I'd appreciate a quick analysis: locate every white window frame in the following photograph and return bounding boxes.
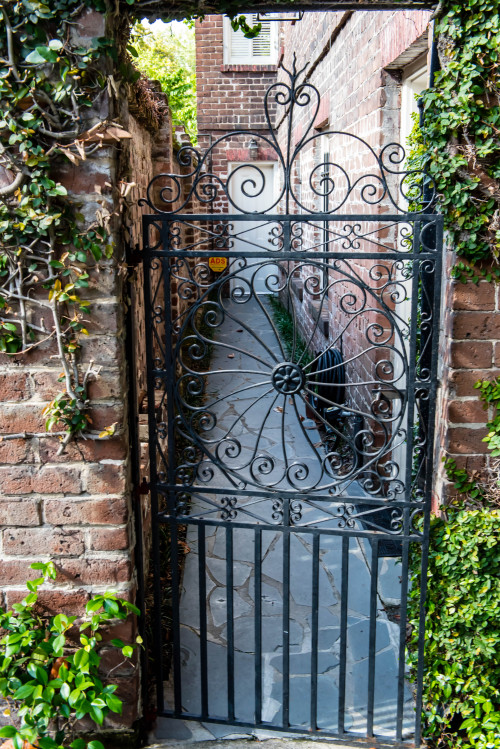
[223,14,278,65]
[392,57,429,482]
[400,57,428,153]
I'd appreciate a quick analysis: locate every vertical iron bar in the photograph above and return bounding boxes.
[227,526,235,722]
[396,539,410,740]
[143,237,165,714]
[171,520,182,715]
[367,538,379,737]
[162,248,176,491]
[310,534,320,731]
[415,218,444,746]
[338,536,349,734]
[429,22,440,88]
[284,220,292,316]
[162,225,179,713]
[198,524,208,718]
[255,528,262,725]
[398,224,424,737]
[283,503,291,728]
[415,525,431,747]
[130,226,146,723]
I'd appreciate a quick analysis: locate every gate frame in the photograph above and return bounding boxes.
[140,53,443,749]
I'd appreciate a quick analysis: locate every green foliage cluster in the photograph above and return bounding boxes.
[408,502,500,749]
[407,3,500,744]
[0,0,112,350]
[131,20,197,140]
[417,0,500,273]
[442,456,486,502]
[410,374,500,749]
[0,0,120,446]
[267,294,313,366]
[0,562,140,749]
[475,376,500,456]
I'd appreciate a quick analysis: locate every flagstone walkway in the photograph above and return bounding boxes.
[150,296,413,745]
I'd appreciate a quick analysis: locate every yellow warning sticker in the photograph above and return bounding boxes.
[209,256,228,272]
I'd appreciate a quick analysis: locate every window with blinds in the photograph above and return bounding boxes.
[224,14,278,65]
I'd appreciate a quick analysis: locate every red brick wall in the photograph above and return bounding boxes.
[436,278,500,503]
[196,15,278,134]
[0,11,133,605]
[0,8,182,734]
[272,12,431,475]
[195,14,279,213]
[276,10,498,506]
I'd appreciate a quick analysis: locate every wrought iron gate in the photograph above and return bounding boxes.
[141,61,443,747]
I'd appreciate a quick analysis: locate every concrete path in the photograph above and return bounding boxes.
[151,296,413,745]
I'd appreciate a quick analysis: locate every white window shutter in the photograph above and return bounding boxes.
[252,17,272,58]
[230,22,252,60]
[228,14,274,63]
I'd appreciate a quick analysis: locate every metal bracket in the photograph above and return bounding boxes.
[128,247,143,267]
[133,478,150,499]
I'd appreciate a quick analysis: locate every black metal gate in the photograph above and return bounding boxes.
[141,62,443,747]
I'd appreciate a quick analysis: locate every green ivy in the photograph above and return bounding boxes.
[406,5,500,743]
[0,0,118,447]
[409,505,500,749]
[0,562,141,749]
[475,377,500,456]
[443,456,486,502]
[417,0,500,271]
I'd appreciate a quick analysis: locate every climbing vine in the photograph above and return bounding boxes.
[417,0,500,276]
[0,0,130,451]
[395,2,500,747]
[0,0,275,452]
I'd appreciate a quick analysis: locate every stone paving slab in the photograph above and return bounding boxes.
[147,725,398,748]
[161,297,413,744]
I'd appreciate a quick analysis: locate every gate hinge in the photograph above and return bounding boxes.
[134,479,150,499]
[127,246,143,268]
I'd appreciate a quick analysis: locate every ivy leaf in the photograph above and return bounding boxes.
[0,728,18,738]
[70,740,86,749]
[13,683,35,699]
[52,634,65,654]
[105,694,122,714]
[25,49,48,64]
[26,47,59,64]
[89,705,104,725]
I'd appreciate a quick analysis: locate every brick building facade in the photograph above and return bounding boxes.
[195,14,279,212]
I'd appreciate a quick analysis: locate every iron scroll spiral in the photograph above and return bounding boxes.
[139,55,436,216]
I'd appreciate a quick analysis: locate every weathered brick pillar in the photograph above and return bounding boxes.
[0,8,132,610]
[0,6,175,738]
[433,251,500,508]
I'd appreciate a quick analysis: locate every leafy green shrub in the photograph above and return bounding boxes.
[0,562,141,749]
[415,0,500,272]
[475,377,500,457]
[131,21,197,141]
[408,506,500,748]
[268,295,312,366]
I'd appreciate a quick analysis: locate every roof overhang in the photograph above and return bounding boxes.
[132,1,437,20]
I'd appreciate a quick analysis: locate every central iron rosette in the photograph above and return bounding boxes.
[271,362,305,394]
